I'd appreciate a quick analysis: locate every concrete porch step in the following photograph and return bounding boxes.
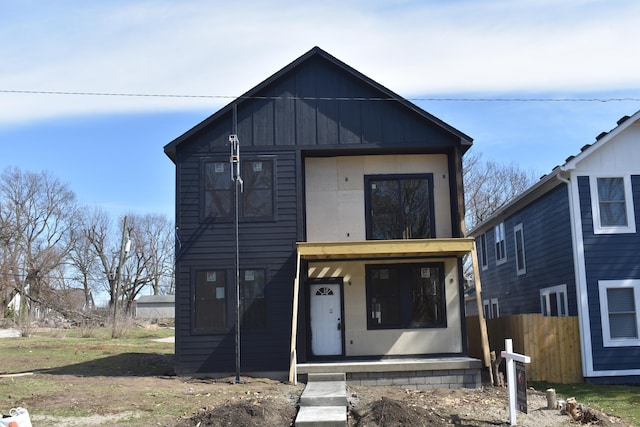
[299,380,347,407]
[295,372,347,427]
[295,406,346,427]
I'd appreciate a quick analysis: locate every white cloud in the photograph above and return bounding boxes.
[1,0,640,126]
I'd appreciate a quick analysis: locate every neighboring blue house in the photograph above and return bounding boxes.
[164,47,484,385]
[469,110,640,384]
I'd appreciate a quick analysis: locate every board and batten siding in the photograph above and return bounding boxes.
[577,175,640,372]
[174,147,298,375]
[477,184,575,316]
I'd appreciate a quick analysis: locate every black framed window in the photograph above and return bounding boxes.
[203,157,275,221]
[194,270,227,332]
[204,162,233,219]
[240,269,267,328]
[365,174,435,240]
[242,160,274,220]
[367,263,445,329]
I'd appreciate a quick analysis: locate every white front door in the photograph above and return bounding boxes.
[310,283,343,356]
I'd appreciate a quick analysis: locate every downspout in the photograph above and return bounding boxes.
[556,169,590,378]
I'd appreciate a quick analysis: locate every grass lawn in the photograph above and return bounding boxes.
[532,381,640,426]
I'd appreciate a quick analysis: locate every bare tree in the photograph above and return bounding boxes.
[118,213,174,313]
[0,167,78,319]
[463,151,537,232]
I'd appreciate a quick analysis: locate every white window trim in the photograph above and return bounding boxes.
[589,175,636,234]
[490,298,499,318]
[495,223,507,266]
[540,284,568,317]
[513,223,526,276]
[598,279,640,347]
[483,299,491,319]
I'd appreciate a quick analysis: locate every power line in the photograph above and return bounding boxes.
[1,89,639,103]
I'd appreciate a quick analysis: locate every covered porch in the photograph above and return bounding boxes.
[289,238,491,386]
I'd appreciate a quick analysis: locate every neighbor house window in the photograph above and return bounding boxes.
[483,298,499,319]
[514,223,526,275]
[240,269,267,328]
[590,176,636,234]
[599,280,640,347]
[540,284,568,317]
[203,157,275,221]
[367,263,445,329]
[495,222,506,265]
[194,270,227,332]
[479,233,488,270]
[365,174,435,240]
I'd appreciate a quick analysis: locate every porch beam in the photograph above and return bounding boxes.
[288,251,302,384]
[296,238,476,259]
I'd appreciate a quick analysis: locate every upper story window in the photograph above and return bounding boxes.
[203,157,275,221]
[599,280,640,347]
[514,223,526,275]
[494,222,506,265]
[590,176,636,234]
[365,174,435,240]
[479,233,488,270]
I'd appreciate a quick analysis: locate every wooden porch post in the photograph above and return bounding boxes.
[288,251,302,384]
[471,242,493,384]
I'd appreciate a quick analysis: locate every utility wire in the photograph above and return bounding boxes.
[1,89,639,103]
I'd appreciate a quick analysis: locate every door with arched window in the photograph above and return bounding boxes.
[309,282,343,356]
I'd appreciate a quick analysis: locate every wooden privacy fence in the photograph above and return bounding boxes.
[467,314,583,384]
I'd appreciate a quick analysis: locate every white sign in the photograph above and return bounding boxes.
[501,339,531,426]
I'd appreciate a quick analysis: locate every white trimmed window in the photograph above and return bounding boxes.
[513,223,526,275]
[599,280,640,347]
[590,176,636,234]
[479,233,488,270]
[483,298,499,319]
[495,223,506,265]
[540,284,568,317]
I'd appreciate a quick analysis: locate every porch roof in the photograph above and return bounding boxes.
[296,238,475,260]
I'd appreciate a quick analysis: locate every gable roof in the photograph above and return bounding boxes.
[164,46,472,162]
[468,109,640,236]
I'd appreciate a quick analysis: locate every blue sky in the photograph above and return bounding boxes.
[2,0,640,220]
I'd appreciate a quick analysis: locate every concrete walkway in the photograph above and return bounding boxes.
[295,373,347,427]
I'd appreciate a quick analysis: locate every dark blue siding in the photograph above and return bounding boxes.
[578,175,640,372]
[477,184,576,316]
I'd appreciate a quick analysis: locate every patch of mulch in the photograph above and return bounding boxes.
[175,398,297,427]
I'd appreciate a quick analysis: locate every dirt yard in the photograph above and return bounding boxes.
[12,373,630,426]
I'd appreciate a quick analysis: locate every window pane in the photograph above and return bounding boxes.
[368,175,434,240]
[598,178,627,226]
[402,179,432,238]
[242,161,274,219]
[607,288,638,339]
[515,229,525,271]
[369,268,400,326]
[411,266,442,324]
[240,269,266,328]
[370,180,402,239]
[195,270,226,330]
[204,162,232,218]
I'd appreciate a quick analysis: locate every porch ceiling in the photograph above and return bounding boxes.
[296,238,475,260]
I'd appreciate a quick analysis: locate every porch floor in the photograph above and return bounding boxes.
[297,356,483,389]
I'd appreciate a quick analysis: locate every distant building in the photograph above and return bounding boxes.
[135,295,175,319]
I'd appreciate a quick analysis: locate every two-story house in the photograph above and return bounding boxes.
[469,110,640,384]
[164,47,483,386]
